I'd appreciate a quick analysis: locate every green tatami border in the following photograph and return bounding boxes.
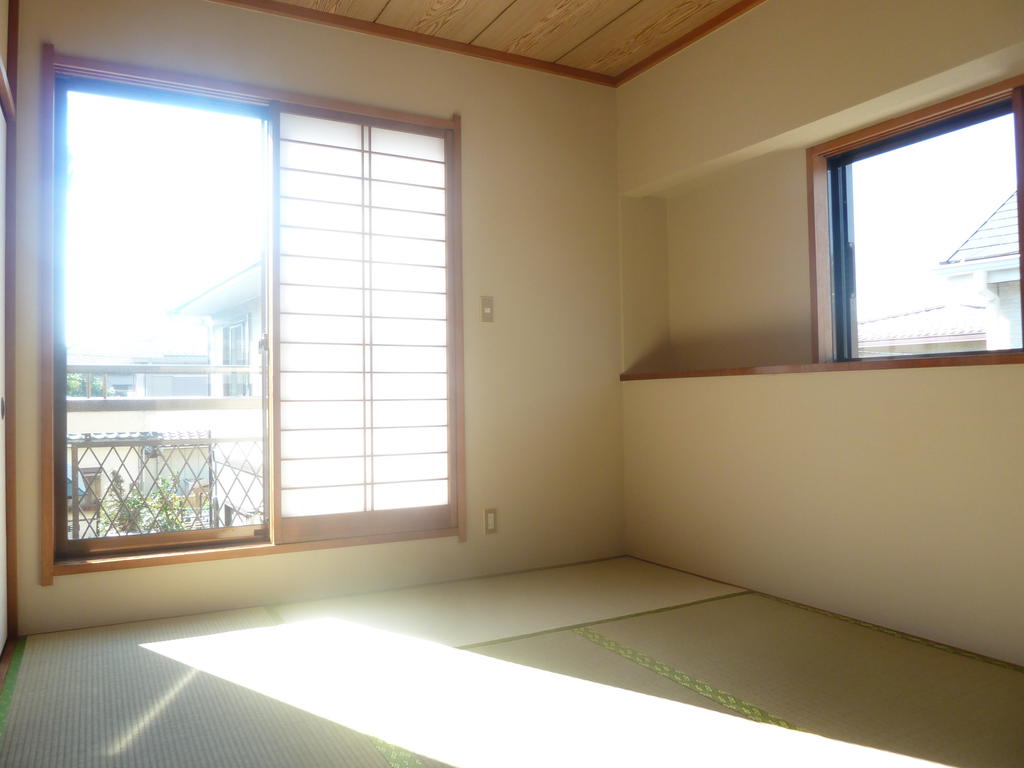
[0,637,27,739]
[573,626,797,729]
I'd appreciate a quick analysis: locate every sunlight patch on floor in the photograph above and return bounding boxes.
[143,619,946,768]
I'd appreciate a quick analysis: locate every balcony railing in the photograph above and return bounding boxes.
[66,363,261,411]
[67,431,265,541]
[64,363,265,541]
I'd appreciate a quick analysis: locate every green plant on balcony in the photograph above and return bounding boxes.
[99,471,197,536]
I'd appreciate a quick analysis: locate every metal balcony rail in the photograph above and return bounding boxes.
[66,363,261,411]
[66,431,265,541]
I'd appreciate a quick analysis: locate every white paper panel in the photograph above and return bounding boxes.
[372,318,446,346]
[372,263,446,294]
[280,285,363,315]
[282,198,363,233]
[281,255,363,288]
[282,113,362,149]
[281,429,365,459]
[282,457,365,488]
[372,426,447,455]
[372,153,445,187]
[373,453,447,484]
[282,401,364,430]
[282,485,365,517]
[373,373,447,400]
[281,343,364,372]
[372,400,447,427]
[282,169,363,206]
[371,235,445,266]
[371,127,444,161]
[280,227,362,260]
[372,180,445,214]
[281,372,364,400]
[372,346,446,373]
[372,208,445,240]
[280,314,364,344]
[372,290,446,320]
[281,141,363,177]
[373,479,448,511]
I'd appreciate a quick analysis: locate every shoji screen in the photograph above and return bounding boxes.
[272,106,461,543]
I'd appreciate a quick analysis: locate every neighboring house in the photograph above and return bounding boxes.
[857,192,1020,354]
[175,263,263,398]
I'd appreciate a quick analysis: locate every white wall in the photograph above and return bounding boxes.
[15,0,624,634]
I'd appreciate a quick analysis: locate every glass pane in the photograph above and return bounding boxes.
[372,373,447,399]
[373,400,447,427]
[372,208,445,240]
[371,126,444,161]
[372,345,446,373]
[372,426,447,455]
[373,454,448,484]
[280,227,362,260]
[280,314,364,344]
[282,401,363,430]
[371,153,445,187]
[282,457,365,488]
[372,318,446,346]
[281,429,365,459]
[281,141,363,177]
[61,88,268,542]
[847,111,1018,358]
[281,169,363,205]
[372,290,446,320]
[373,479,448,511]
[281,255,363,288]
[281,343,364,372]
[281,113,362,149]
[371,235,445,266]
[281,372,364,400]
[281,198,362,232]
[372,263,445,293]
[280,285,363,315]
[372,180,445,214]
[282,485,365,517]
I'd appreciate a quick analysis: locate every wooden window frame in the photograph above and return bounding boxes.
[807,74,1024,363]
[39,45,466,583]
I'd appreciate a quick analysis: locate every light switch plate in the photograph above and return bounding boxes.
[481,295,494,322]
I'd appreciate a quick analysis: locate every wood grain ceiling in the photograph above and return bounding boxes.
[211,0,767,85]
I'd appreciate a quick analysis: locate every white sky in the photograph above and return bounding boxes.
[64,90,267,361]
[850,112,1017,320]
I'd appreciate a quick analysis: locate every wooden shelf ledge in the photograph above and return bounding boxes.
[620,350,1024,381]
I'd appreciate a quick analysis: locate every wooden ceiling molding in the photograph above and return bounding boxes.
[209,0,767,86]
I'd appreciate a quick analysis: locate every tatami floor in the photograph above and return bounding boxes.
[0,557,1021,767]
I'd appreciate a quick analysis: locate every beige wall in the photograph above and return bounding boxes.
[15,0,624,634]
[623,368,1024,666]
[665,150,811,370]
[618,0,1024,663]
[616,0,1024,196]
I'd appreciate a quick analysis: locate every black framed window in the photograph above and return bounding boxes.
[826,100,1020,361]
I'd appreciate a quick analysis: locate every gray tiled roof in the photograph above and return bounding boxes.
[858,304,986,342]
[941,192,1018,264]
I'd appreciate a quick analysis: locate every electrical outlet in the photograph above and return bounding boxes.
[484,507,498,534]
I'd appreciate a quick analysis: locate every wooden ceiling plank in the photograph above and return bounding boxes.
[376,0,513,44]
[613,0,766,83]
[207,0,618,85]
[559,0,751,77]
[472,0,639,63]
[281,0,390,22]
